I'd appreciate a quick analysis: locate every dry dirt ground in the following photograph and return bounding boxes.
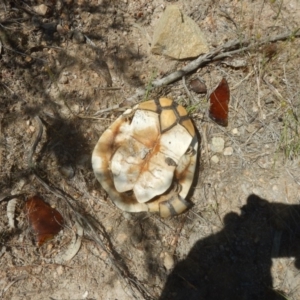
[1,0,300,299]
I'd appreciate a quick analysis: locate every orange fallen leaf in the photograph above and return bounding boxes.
[209,78,230,127]
[25,195,64,246]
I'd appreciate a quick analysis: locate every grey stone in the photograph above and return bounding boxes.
[211,155,219,164]
[223,147,233,156]
[211,137,225,153]
[151,5,209,59]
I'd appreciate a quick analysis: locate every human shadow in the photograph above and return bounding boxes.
[160,194,300,300]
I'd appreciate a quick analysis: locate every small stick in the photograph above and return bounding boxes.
[263,76,285,102]
[152,29,300,87]
[182,76,195,104]
[152,45,224,87]
[255,65,263,116]
[201,123,210,164]
[93,88,145,115]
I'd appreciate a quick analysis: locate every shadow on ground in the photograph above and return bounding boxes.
[160,194,300,300]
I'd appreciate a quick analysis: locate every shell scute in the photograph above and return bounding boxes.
[137,100,158,112]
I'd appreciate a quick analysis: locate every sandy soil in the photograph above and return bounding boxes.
[1,0,300,299]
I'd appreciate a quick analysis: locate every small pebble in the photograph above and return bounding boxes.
[47,243,54,251]
[211,155,219,164]
[189,78,207,94]
[231,128,240,135]
[59,165,75,179]
[223,147,233,156]
[163,253,175,270]
[33,4,48,16]
[211,137,225,153]
[56,24,63,33]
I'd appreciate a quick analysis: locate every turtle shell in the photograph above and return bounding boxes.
[92,98,198,218]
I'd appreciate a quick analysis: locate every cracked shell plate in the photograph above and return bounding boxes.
[92,98,198,218]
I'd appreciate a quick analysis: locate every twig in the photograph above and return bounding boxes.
[182,76,195,104]
[232,71,254,90]
[263,76,285,102]
[0,275,27,298]
[93,88,145,116]
[152,29,300,87]
[241,125,264,147]
[152,44,225,87]
[286,168,300,186]
[0,193,24,203]
[96,87,121,90]
[2,45,48,63]
[255,64,262,116]
[200,123,210,164]
[94,103,125,116]
[28,116,43,168]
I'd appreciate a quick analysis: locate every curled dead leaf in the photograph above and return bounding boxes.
[55,221,83,263]
[25,195,64,246]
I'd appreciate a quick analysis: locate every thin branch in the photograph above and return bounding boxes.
[152,44,225,87]
[182,76,195,104]
[152,29,300,87]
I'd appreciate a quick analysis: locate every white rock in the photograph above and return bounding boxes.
[151,5,209,59]
[211,137,225,153]
[56,265,64,276]
[7,199,18,229]
[164,252,175,270]
[211,155,219,164]
[231,128,240,135]
[223,147,233,156]
[33,4,48,16]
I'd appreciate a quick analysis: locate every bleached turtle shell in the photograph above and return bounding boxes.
[92,98,198,218]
